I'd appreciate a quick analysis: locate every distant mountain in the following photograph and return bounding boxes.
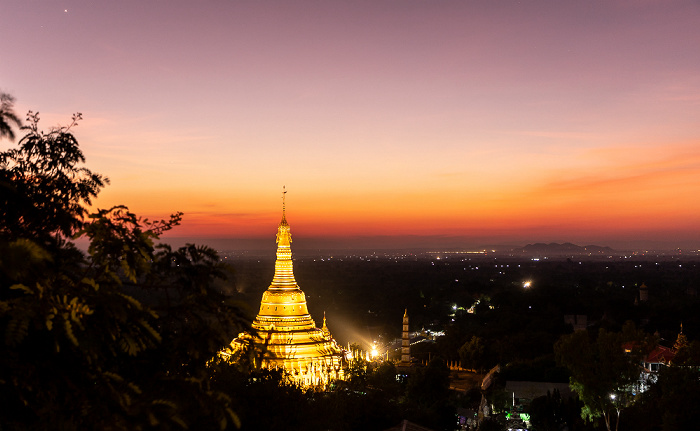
[513,242,615,256]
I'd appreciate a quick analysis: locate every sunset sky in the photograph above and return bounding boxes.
[2,1,700,250]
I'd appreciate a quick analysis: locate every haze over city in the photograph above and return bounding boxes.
[3,1,700,250]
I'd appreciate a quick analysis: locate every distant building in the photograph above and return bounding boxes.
[639,282,649,302]
[564,314,587,331]
[642,345,675,373]
[625,325,687,392]
[505,381,573,406]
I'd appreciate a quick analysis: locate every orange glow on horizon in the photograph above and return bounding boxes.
[94,138,700,249]
[108,139,700,247]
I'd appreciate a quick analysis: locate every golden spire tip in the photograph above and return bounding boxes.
[283,186,287,213]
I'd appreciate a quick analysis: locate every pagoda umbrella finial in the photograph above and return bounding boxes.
[282,186,287,218]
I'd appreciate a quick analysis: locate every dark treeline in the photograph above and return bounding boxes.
[229,254,700,430]
[233,255,700,349]
[0,106,251,430]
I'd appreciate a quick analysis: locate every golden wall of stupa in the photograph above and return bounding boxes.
[223,200,345,387]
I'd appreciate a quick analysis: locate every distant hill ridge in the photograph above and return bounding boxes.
[514,242,615,255]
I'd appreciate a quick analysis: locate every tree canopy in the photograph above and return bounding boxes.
[0,93,22,141]
[554,322,654,431]
[0,111,107,247]
[0,108,249,429]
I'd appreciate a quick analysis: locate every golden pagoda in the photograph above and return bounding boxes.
[223,193,345,387]
[673,323,689,352]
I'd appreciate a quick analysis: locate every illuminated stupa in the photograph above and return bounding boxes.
[224,193,345,387]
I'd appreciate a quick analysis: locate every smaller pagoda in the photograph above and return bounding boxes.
[401,309,410,365]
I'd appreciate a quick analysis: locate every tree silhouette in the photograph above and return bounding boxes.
[0,93,22,141]
[0,111,107,248]
[1,112,248,429]
[554,323,653,431]
[459,335,485,372]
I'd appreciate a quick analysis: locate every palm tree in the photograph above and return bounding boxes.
[0,93,22,141]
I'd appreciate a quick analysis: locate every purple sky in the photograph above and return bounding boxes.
[2,1,700,250]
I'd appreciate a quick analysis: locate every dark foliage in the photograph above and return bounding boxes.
[622,366,700,431]
[0,112,107,247]
[529,389,585,431]
[0,111,249,430]
[218,357,455,431]
[0,93,22,141]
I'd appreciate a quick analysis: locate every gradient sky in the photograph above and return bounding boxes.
[2,0,700,250]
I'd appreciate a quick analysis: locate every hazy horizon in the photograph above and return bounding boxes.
[157,234,699,253]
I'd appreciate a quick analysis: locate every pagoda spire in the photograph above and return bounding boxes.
[281,185,288,224]
[272,186,296,288]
